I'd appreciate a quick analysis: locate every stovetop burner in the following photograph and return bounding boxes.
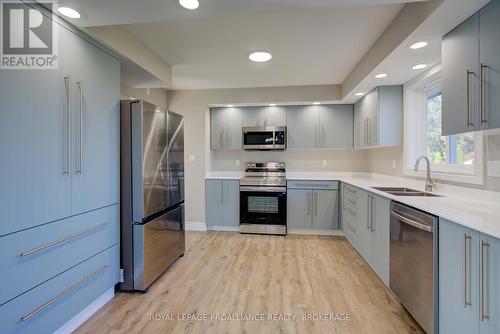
[240,162,286,187]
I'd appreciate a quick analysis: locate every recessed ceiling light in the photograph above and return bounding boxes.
[313,102,321,105]
[227,104,234,107]
[249,52,272,63]
[354,92,365,96]
[374,73,388,79]
[269,103,276,106]
[57,6,81,19]
[179,0,199,9]
[410,41,428,50]
[412,64,427,70]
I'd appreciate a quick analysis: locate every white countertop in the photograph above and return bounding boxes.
[205,171,244,179]
[206,171,500,239]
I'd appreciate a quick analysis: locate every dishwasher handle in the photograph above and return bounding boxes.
[390,210,433,232]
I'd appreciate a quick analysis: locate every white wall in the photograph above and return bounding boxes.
[167,85,348,224]
[211,150,367,172]
[121,83,167,108]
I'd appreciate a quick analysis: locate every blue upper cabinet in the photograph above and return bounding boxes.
[0,17,120,235]
[318,105,354,149]
[0,25,74,236]
[442,13,480,136]
[479,0,500,131]
[210,107,242,150]
[353,86,402,149]
[442,0,500,135]
[242,106,286,127]
[69,28,120,214]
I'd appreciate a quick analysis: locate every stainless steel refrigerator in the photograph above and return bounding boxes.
[120,100,185,292]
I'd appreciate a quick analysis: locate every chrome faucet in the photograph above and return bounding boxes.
[414,156,435,192]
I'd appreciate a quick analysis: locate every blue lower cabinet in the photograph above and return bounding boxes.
[479,233,500,334]
[205,179,240,228]
[0,244,119,334]
[0,205,119,306]
[439,218,480,334]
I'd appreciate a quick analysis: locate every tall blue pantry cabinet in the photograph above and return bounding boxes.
[0,4,120,334]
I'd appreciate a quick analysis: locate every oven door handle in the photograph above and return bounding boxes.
[390,210,433,232]
[240,186,287,193]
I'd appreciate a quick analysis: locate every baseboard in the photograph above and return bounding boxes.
[185,222,208,231]
[53,287,114,334]
[207,225,240,232]
[287,229,345,236]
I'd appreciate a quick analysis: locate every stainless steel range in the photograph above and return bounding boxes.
[239,162,287,235]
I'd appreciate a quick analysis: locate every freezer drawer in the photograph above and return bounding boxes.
[133,205,185,291]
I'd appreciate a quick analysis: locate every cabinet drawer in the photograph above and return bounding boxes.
[0,244,119,334]
[343,184,359,198]
[0,205,119,305]
[344,196,359,210]
[287,180,339,190]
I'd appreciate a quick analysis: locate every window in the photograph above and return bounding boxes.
[425,85,475,170]
[404,65,484,184]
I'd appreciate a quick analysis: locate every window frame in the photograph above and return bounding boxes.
[403,64,484,185]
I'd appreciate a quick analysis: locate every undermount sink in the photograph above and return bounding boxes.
[372,187,442,197]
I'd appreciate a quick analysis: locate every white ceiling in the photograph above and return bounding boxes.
[63,0,420,90]
[67,0,423,27]
[128,5,404,89]
[345,0,490,103]
[64,0,487,93]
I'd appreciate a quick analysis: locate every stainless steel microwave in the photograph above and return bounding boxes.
[242,126,287,150]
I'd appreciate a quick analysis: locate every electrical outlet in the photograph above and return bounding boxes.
[188,154,196,163]
[236,160,241,167]
[322,160,327,168]
[392,160,397,169]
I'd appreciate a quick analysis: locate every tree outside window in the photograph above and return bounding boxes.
[426,86,475,166]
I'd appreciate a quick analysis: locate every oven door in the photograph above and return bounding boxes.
[240,186,287,227]
[242,128,275,150]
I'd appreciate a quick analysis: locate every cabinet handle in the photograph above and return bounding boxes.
[314,125,318,148]
[479,63,488,125]
[366,119,369,145]
[367,196,371,230]
[370,196,375,232]
[20,222,110,257]
[307,192,311,215]
[466,70,474,128]
[76,80,83,175]
[322,126,326,148]
[463,233,472,307]
[342,185,347,209]
[480,240,490,321]
[314,192,318,216]
[367,118,371,146]
[219,128,224,148]
[20,265,109,321]
[220,182,224,203]
[64,76,71,175]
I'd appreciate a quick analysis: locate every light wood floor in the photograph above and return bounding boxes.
[75,232,423,334]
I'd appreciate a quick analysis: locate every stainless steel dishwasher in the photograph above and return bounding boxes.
[390,202,438,334]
